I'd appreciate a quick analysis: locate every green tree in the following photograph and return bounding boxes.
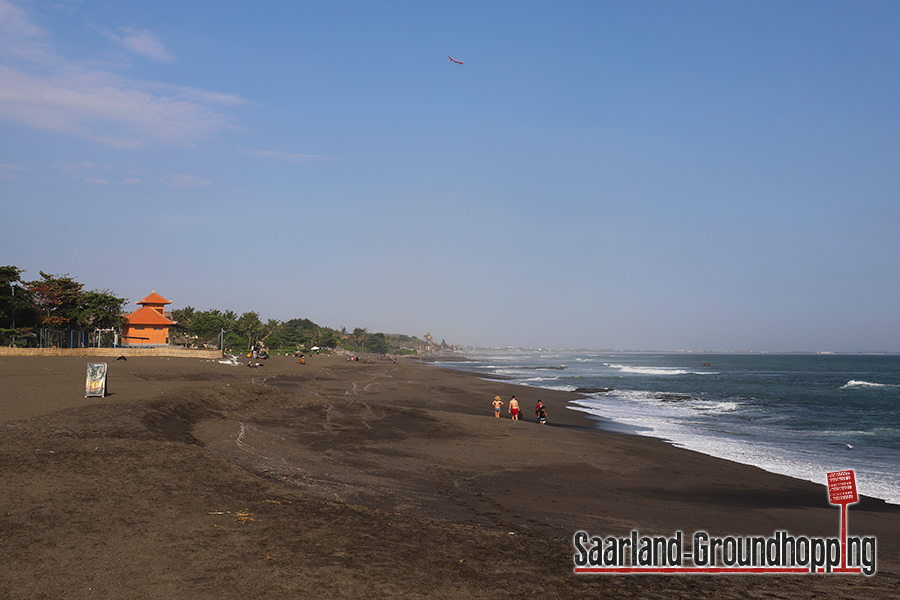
[286,318,319,331]
[25,272,84,329]
[0,266,40,332]
[236,311,263,344]
[190,312,227,339]
[224,331,246,352]
[365,332,390,355]
[222,310,238,329]
[283,318,321,348]
[77,290,128,330]
[352,327,369,350]
[261,318,282,344]
[318,328,338,349]
[170,306,196,328]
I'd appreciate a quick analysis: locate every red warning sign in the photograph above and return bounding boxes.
[827,470,858,505]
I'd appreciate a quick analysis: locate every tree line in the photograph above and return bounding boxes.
[0,267,127,340]
[171,306,423,355]
[1,266,428,354]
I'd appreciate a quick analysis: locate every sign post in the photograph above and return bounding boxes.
[826,470,859,570]
[85,362,108,398]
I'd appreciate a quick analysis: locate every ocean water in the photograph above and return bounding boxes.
[439,350,900,505]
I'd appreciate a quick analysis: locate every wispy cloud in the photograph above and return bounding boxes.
[161,173,214,188]
[0,0,50,63]
[123,177,141,184]
[102,27,175,62]
[243,148,329,163]
[79,161,111,171]
[0,162,28,179]
[53,160,110,178]
[0,0,244,148]
[84,177,108,185]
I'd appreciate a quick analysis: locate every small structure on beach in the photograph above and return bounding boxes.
[121,292,175,346]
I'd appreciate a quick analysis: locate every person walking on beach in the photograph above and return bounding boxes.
[492,396,504,418]
[509,396,520,420]
[535,400,547,424]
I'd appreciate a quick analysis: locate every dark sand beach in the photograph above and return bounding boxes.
[1,354,898,599]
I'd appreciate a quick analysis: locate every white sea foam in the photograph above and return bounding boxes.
[841,380,897,389]
[542,384,578,392]
[491,369,521,376]
[576,391,746,421]
[570,397,900,504]
[457,350,900,504]
[604,363,716,376]
[865,427,900,436]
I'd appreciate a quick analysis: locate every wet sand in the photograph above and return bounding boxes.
[1,354,898,599]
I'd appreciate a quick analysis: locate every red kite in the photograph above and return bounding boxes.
[448,56,464,65]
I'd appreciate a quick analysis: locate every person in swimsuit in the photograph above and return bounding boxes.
[492,396,504,418]
[509,396,520,420]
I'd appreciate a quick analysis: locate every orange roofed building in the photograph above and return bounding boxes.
[122,292,175,346]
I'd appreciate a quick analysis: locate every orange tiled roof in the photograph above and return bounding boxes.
[125,305,175,326]
[137,292,171,306]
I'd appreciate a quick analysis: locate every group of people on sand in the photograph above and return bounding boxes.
[491,395,547,424]
[246,343,270,367]
[249,343,269,360]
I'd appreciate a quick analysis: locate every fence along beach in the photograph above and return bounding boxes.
[1,354,898,598]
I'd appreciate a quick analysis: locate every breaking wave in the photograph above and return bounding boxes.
[841,380,898,389]
[604,363,716,376]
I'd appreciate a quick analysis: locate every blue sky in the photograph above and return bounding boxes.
[2,1,899,351]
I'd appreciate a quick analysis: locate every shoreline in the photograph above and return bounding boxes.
[2,354,898,598]
[433,353,900,507]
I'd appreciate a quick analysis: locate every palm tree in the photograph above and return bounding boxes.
[261,319,282,344]
[170,306,196,327]
[237,311,263,345]
[352,327,369,349]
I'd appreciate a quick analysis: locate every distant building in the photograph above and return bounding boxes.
[122,292,175,346]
